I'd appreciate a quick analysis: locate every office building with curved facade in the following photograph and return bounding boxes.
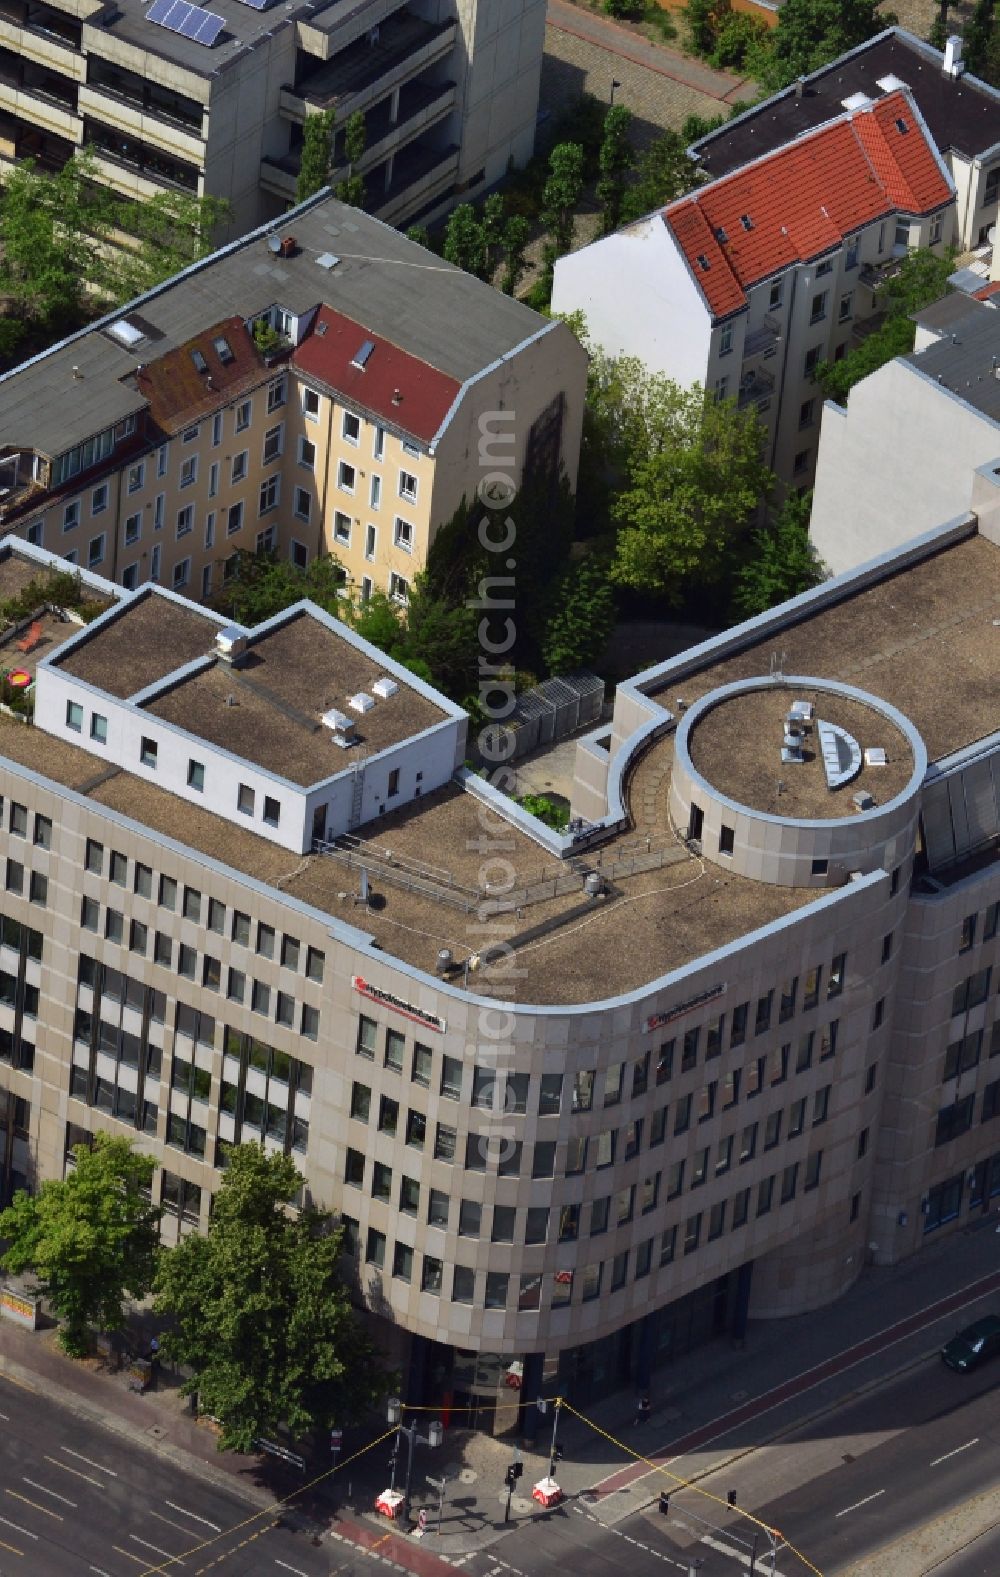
[0,488,998,1433]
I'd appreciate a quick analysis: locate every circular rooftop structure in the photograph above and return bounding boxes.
[687,684,914,820]
[668,676,927,889]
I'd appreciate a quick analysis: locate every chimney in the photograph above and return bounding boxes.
[279,234,298,258]
[794,76,805,100]
[943,34,964,77]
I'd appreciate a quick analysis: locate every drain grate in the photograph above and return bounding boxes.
[147,1425,166,1440]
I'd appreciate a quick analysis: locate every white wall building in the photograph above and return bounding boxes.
[810,296,1000,574]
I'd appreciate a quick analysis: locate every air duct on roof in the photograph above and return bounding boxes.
[841,92,873,113]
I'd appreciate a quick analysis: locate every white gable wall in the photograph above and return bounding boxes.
[551,216,715,386]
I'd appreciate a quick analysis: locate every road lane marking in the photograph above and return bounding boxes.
[129,1532,186,1563]
[23,1477,76,1508]
[112,1546,151,1567]
[149,1508,197,1535]
[0,1515,37,1540]
[275,1561,310,1576]
[0,1410,9,1420]
[836,1490,886,1517]
[166,1500,221,1532]
[0,1536,23,1556]
[698,1532,791,1575]
[44,1454,104,1488]
[60,1446,118,1477]
[90,1569,115,1576]
[6,1489,62,1520]
[930,1438,979,1466]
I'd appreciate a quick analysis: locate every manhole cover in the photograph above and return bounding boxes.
[146,1425,166,1439]
[459,1468,478,1486]
[731,1390,748,1402]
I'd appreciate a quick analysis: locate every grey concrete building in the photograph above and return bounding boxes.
[0,497,997,1432]
[0,0,546,238]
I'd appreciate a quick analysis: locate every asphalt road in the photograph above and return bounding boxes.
[0,1371,332,1577]
[458,1354,1000,1577]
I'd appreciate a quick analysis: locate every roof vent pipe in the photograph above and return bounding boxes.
[943,34,964,77]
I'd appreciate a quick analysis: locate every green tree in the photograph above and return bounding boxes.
[405,224,431,249]
[542,552,617,673]
[753,0,895,92]
[155,1145,384,1453]
[597,104,636,235]
[816,247,954,405]
[296,109,334,203]
[111,189,231,299]
[334,110,367,209]
[212,550,346,624]
[609,362,774,600]
[733,490,825,617]
[0,1134,160,1356]
[620,131,697,223]
[499,215,531,295]
[443,202,487,278]
[540,141,585,265]
[481,192,507,279]
[684,0,724,55]
[404,574,481,698]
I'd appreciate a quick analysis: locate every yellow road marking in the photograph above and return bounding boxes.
[0,1537,23,1557]
[6,1489,62,1521]
[113,1546,152,1567]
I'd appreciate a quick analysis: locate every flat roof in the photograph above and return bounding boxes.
[98,0,307,81]
[650,533,1000,762]
[903,299,1000,422]
[688,686,913,819]
[692,31,1000,179]
[55,594,221,699]
[142,611,446,786]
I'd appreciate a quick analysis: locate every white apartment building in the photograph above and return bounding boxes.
[0,191,587,605]
[811,295,1000,574]
[0,0,547,238]
[552,89,955,491]
[0,478,997,1433]
[690,28,1000,254]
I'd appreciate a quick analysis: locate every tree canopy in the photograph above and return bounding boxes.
[597,105,636,235]
[0,151,228,362]
[816,247,954,405]
[0,1134,160,1355]
[732,489,825,617]
[296,109,334,203]
[154,1145,384,1453]
[748,0,896,93]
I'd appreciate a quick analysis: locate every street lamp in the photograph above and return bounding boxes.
[386,1397,443,1526]
[610,78,622,105]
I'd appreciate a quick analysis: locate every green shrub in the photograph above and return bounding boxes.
[515,793,571,830]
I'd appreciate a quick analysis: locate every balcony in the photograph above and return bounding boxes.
[297,0,411,63]
[859,255,907,291]
[742,313,781,360]
[0,110,73,168]
[0,1,83,78]
[0,54,78,138]
[78,85,204,163]
[372,140,458,227]
[737,367,775,411]
[284,12,456,123]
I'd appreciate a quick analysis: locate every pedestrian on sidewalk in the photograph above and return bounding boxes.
[633,1395,651,1427]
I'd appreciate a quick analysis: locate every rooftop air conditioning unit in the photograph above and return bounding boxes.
[322,708,357,747]
[372,676,399,699]
[349,692,376,715]
[215,627,248,665]
[852,790,876,812]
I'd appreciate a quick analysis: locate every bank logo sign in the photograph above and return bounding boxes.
[352,974,447,1033]
[646,982,726,1034]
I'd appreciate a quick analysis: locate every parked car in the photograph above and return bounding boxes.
[941,1315,1000,1372]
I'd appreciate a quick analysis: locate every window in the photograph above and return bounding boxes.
[936,1095,975,1146]
[714,374,729,402]
[719,322,734,355]
[757,1176,774,1217]
[894,218,911,250]
[960,914,978,953]
[799,398,815,429]
[740,1122,757,1163]
[389,572,409,604]
[259,476,280,515]
[828,953,846,998]
[338,461,356,493]
[306,945,325,983]
[986,902,1000,942]
[109,849,127,886]
[81,895,99,931]
[731,1003,748,1046]
[66,700,83,733]
[952,969,992,1015]
[302,387,320,422]
[810,291,827,324]
[262,424,283,465]
[865,1062,878,1095]
[89,712,108,745]
[845,235,859,270]
[127,462,145,495]
[365,1229,384,1267]
[172,558,190,590]
[342,411,361,445]
[755,991,773,1036]
[394,517,413,552]
[230,450,248,485]
[29,871,47,906]
[180,456,197,489]
[804,346,821,379]
[769,279,783,309]
[813,1085,831,1126]
[91,483,109,516]
[123,512,141,548]
[187,759,205,792]
[441,1056,463,1099]
[872,997,885,1031]
[266,377,286,413]
[333,510,351,546]
[293,487,311,522]
[226,501,244,538]
[370,476,381,511]
[793,449,810,477]
[839,291,853,323]
[373,425,385,460]
[532,1141,555,1178]
[719,824,734,856]
[399,470,418,503]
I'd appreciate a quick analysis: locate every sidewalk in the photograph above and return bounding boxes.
[546,0,759,108]
[2,1214,999,1569]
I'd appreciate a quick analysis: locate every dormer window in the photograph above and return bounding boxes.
[191,349,209,374]
[895,117,909,134]
[213,336,235,365]
[714,226,728,244]
[697,254,711,271]
[740,213,754,231]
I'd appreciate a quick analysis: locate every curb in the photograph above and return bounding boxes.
[0,1350,277,1514]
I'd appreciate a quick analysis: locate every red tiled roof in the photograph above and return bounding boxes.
[292,305,462,444]
[666,91,953,320]
[136,317,265,435]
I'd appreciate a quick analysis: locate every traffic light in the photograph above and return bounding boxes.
[659,1492,670,1515]
[552,1444,564,1463]
[505,1462,524,1488]
[727,1490,738,1508]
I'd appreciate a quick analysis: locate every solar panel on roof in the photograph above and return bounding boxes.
[146,0,225,46]
[231,0,275,10]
